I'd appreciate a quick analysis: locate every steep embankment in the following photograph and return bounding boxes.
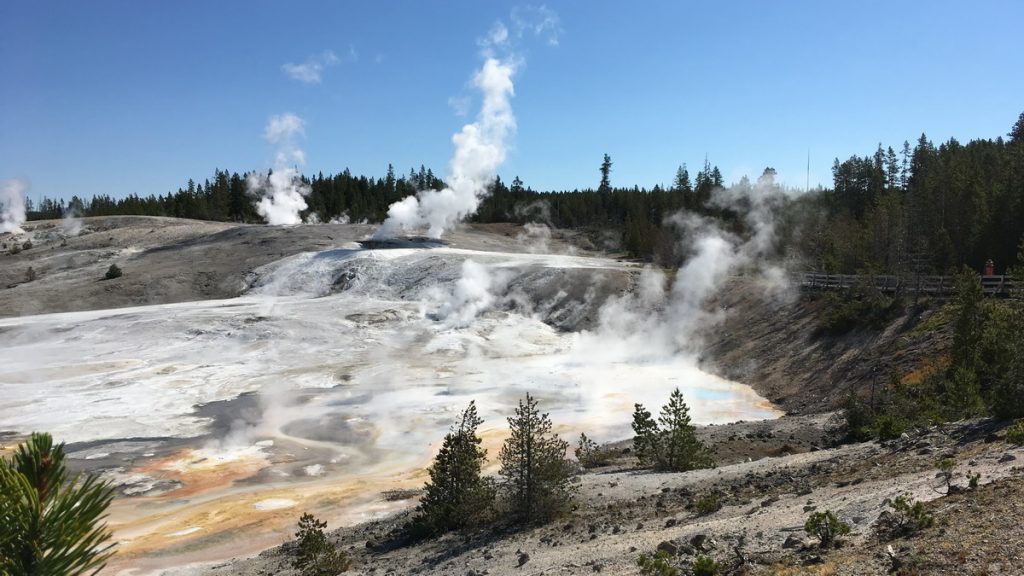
[701,280,952,415]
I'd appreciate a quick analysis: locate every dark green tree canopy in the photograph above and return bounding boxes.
[498,393,575,524]
[413,401,495,535]
[0,432,116,576]
[632,388,714,472]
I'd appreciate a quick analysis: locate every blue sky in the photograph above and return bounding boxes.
[2,1,1022,203]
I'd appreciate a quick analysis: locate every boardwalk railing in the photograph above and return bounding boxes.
[798,273,1016,297]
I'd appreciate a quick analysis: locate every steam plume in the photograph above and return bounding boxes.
[428,259,510,328]
[578,176,792,363]
[61,207,83,237]
[249,113,310,226]
[0,179,28,234]
[374,57,517,239]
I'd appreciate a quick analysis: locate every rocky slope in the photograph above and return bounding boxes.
[192,418,1024,576]
[701,281,952,416]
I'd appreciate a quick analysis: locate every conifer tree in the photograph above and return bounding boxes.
[659,388,714,471]
[599,154,613,193]
[293,512,350,575]
[952,266,984,374]
[631,403,660,467]
[632,388,714,472]
[499,393,574,524]
[413,401,494,535]
[0,433,115,576]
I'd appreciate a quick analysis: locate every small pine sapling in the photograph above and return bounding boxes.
[804,510,850,548]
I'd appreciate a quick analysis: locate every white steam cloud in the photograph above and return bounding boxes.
[282,50,340,84]
[1,179,28,234]
[249,113,310,226]
[61,208,83,237]
[576,176,792,363]
[373,7,561,240]
[374,57,517,240]
[427,259,511,328]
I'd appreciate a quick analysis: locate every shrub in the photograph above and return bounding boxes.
[877,496,933,539]
[0,432,116,575]
[816,287,901,336]
[874,413,910,441]
[804,510,850,548]
[632,388,714,472]
[104,263,122,280]
[695,492,722,515]
[575,432,614,469]
[692,555,721,576]
[410,401,495,536]
[936,458,956,495]
[1007,419,1024,445]
[636,550,679,576]
[842,395,875,441]
[293,513,350,576]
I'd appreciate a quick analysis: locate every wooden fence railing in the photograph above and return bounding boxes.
[798,273,1016,297]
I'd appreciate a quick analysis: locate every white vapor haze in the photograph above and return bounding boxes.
[428,259,511,328]
[61,208,83,237]
[282,50,339,84]
[249,113,310,225]
[374,57,517,240]
[577,176,793,364]
[510,5,562,46]
[0,179,28,234]
[264,113,304,141]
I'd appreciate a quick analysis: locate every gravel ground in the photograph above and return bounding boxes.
[181,419,1024,576]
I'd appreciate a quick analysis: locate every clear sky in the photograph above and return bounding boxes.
[2,1,1022,203]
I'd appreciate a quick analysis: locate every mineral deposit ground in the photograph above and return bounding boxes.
[2,216,1022,575]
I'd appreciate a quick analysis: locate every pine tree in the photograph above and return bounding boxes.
[499,393,574,524]
[952,266,984,373]
[674,165,693,210]
[900,140,912,189]
[293,513,350,575]
[599,154,613,194]
[632,389,714,472]
[631,403,660,467]
[413,401,495,535]
[658,388,714,471]
[0,433,116,576]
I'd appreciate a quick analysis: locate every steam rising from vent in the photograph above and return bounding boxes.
[248,113,310,226]
[1,179,28,234]
[427,260,510,328]
[374,57,517,240]
[577,176,793,363]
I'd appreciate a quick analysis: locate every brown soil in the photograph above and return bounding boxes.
[198,419,1024,576]
[701,280,952,415]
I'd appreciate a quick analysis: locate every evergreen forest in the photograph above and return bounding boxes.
[26,112,1024,275]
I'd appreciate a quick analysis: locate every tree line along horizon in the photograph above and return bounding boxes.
[24,112,1024,275]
